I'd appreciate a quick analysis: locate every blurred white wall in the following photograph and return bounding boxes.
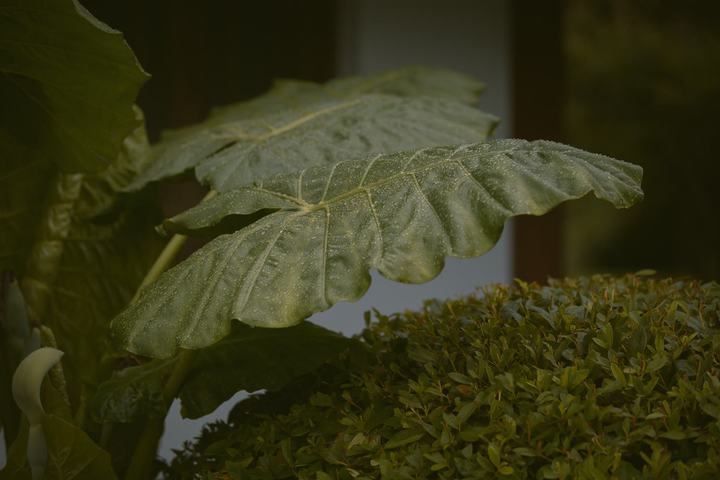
[160,0,513,462]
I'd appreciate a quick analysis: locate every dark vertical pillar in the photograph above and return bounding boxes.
[511,0,567,282]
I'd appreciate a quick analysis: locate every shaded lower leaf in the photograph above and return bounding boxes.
[92,322,354,422]
[89,359,174,423]
[180,322,355,418]
[113,139,643,358]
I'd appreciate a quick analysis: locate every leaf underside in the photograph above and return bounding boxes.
[128,94,498,192]
[112,139,643,358]
[91,321,354,422]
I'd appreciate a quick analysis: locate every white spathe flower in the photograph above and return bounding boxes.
[12,347,64,480]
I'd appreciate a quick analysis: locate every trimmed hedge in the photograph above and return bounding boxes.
[166,274,720,479]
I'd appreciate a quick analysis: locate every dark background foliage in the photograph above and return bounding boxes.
[82,0,719,281]
[564,0,720,280]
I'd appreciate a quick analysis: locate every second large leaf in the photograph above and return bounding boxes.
[112,140,643,358]
[129,95,497,191]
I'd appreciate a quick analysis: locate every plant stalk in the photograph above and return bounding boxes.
[123,349,196,480]
[121,189,215,480]
[132,233,188,303]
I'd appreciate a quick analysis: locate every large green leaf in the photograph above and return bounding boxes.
[0,0,149,275]
[0,0,148,173]
[112,139,643,358]
[92,322,354,422]
[128,94,497,192]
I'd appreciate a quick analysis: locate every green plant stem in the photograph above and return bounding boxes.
[121,189,216,480]
[123,349,196,480]
[132,233,188,303]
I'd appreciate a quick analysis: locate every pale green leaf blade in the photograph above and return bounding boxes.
[130,94,498,192]
[112,139,643,358]
[91,322,353,422]
[0,0,147,173]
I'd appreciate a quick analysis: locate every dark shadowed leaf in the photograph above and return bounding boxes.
[3,114,164,417]
[92,322,354,421]
[0,0,147,173]
[0,0,157,414]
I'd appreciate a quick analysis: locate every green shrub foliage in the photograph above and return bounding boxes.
[165,274,720,479]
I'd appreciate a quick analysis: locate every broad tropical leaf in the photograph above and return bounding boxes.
[112,140,643,358]
[92,322,354,421]
[128,94,498,192]
[1,0,148,274]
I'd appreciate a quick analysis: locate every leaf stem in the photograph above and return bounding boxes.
[123,349,196,480]
[131,189,217,303]
[132,233,188,302]
[121,189,215,480]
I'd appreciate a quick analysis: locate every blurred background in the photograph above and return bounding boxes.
[47,0,720,463]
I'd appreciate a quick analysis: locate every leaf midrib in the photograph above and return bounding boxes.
[212,98,363,143]
[272,145,637,215]
[296,146,505,212]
